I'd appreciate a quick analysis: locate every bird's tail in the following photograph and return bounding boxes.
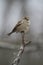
[7,32,13,36]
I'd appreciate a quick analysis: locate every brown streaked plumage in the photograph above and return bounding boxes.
[7,16,30,36]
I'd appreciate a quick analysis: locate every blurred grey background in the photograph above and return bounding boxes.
[0,0,43,65]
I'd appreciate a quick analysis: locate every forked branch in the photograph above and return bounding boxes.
[12,41,31,65]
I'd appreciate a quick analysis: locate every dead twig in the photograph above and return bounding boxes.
[12,40,31,65]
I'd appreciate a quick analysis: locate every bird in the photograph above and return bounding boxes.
[7,16,30,45]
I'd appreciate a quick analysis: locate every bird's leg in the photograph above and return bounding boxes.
[21,32,25,47]
[21,32,32,46]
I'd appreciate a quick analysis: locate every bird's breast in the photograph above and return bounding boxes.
[16,21,29,33]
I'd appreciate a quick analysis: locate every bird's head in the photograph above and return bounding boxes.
[23,16,29,21]
[23,16,30,25]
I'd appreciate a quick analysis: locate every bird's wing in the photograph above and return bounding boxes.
[12,20,23,32]
[16,20,23,26]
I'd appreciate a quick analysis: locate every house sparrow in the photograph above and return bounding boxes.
[7,16,30,45]
[7,16,30,36]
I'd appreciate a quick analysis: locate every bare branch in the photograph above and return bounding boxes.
[12,41,31,65]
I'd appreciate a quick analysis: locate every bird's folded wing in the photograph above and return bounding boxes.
[16,20,23,26]
[11,20,23,32]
